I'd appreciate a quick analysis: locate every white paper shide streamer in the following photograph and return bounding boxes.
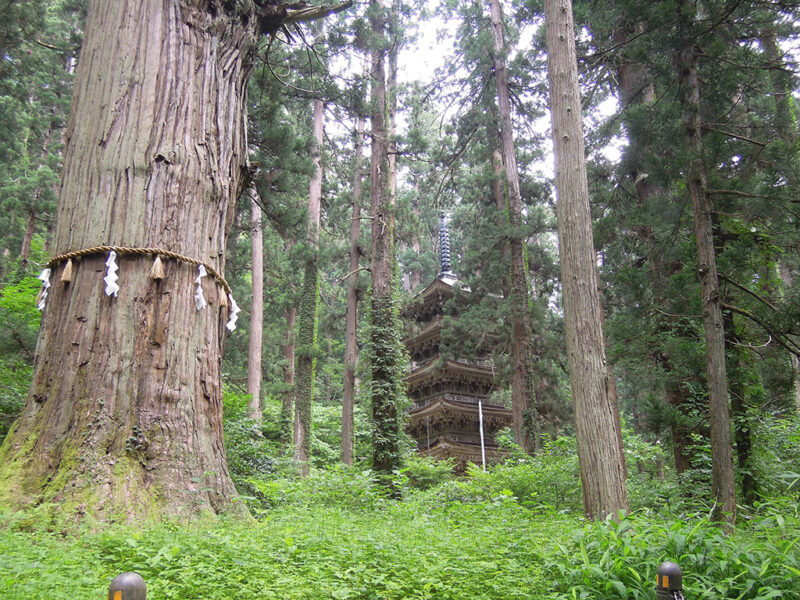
[226,294,240,332]
[194,264,207,311]
[37,268,52,311]
[103,251,120,297]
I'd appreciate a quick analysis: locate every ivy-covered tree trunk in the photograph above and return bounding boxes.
[342,116,365,466]
[293,97,324,475]
[369,0,403,485]
[544,0,629,520]
[488,0,535,453]
[247,188,264,423]
[677,1,736,523]
[0,0,262,519]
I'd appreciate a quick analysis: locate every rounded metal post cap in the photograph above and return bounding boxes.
[656,561,682,591]
[108,572,146,600]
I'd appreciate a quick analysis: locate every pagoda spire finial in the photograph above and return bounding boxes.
[438,211,457,280]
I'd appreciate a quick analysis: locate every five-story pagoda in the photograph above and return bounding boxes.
[404,214,513,472]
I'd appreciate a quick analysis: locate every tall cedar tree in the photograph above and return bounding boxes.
[487,0,536,452]
[342,115,366,465]
[247,188,264,422]
[676,0,735,523]
[294,97,324,474]
[544,0,629,519]
[369,0,404,483]
[0,0,347,519]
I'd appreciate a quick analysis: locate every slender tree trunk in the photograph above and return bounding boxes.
[280,302,297,448]
[666,380,692,475]
[488,0,535,452]
[410,192,422,290]
[294,97,324,475]
[18,209,37,274]
[19,120,57,277]
[677,3,736,523]
[247,188,264,423]
[724,310,757,505]
[544,0,629,519]
[369,0,402,485]
[762,33,800,412]
[491,147,512,298]
[342,116,366,466]
[0,0,264,519]
[387,0,399,208]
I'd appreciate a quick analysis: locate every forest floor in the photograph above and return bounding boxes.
[1,500,557,599]
[1,489,799,599]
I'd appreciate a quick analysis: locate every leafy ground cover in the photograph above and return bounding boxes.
[2,483,799,600]
[0,498,559,600]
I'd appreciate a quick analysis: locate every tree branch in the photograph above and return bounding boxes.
[722,302,800,357]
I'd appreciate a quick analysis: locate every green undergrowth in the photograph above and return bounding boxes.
[546,499,800,600]
[2,483,799,600]
[0,497,558,600]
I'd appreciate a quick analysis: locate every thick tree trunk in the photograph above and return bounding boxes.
[677,5,736,523]
[342,117,365,466]
[488,0,535,453]
[247,189,264,422]
[544,0,629,520]
[369,0,402,484]
[0,0,261,519]
[294,98,324,475]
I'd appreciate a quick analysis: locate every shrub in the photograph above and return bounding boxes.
[222,389,277,500]
[546,505,800,599]
[416,437,582,513]
[0,359,31,441]
[249,465,384,510]
[398,455,455,491]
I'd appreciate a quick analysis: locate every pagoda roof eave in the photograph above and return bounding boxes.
[404,358,495,385]
[408,396,512,419]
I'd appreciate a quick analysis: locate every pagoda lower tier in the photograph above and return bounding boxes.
[406,392,513,472]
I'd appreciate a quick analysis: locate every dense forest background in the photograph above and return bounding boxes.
[1,0,800,598]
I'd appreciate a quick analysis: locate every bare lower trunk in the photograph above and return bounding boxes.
[678,5,736,522]
[544,0,628,520]
[18,209,37,274]
[280,303,297,448]
[666,381,692,475]
[247,189,264,422]
[0,0,260,519]
[488,0,535,453]
[342,117,366,466]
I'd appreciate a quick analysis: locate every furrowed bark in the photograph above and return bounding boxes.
[544,0,629,519]
[247,188,264,423]
[0,0,266,519]
[677,0,736,523]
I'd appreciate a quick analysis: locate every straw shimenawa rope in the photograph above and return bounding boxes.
[46,246,232,295]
